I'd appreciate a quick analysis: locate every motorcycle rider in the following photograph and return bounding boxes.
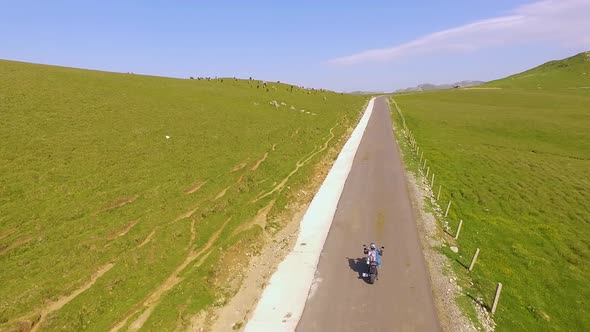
[366,243,383,275]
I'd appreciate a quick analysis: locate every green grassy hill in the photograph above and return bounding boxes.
[392,52,590,330]
[0,60,367,331]
[485,51,590,89]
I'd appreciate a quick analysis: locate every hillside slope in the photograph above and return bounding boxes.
[0,60,367,331]
[392,52,590,331]
[485,51,590,88]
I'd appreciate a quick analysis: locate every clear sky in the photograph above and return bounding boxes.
[2,0,589,92]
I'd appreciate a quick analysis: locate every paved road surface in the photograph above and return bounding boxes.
[297,96,441,332]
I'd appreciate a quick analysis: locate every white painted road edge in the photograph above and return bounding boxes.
[244,98,376,332]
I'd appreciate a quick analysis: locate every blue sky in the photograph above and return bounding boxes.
[2,1,589,92]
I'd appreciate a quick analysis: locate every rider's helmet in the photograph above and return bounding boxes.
[370,243,376,250]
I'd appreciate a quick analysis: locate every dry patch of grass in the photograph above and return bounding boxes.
[230,162,248,172]
[107,220,139,241]
[215,187,230,200]
[0,228,16,241]
[251,153,268,171]
[185,181,206,194]
[97,196,138,214]
[0,236,33,256]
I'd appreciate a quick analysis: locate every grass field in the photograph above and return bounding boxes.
[0,60,367,331]
[391,52,590,331]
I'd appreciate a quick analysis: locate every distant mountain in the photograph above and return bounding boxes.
[349,91,384,95]
[394,80,485,93]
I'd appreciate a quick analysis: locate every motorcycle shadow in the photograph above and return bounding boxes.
[346,257,371,284]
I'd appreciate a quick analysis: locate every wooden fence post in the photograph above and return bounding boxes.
[444,200,452,217]
[491,283,503,314]
[455,219,463,240]
[426,166,430,178]
[437,185,441,200]
[469,248,480,271]
[431,173,435,187]
[423,159,427,170]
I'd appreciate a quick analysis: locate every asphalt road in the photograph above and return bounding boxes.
[296,96,441,332]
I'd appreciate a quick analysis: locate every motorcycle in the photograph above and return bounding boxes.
[362,244,384,284]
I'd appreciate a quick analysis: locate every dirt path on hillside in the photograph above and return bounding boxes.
[254,124,338,203]
[111,216,232,332]
[29,263,115,332]
[0,236,32,256]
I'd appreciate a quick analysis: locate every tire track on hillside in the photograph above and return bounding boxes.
[185,181,206,194]
[231,162,248,172]
[0,228,16,241]
[19,263,115,332]
[231,200,276,238]
[0,236,32,256]
[107,220,139,241]
[95,196,138,215]
[136,230,156,249]
[251,153,269,171]
[110,217,232,332]
[254,123,339,203]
